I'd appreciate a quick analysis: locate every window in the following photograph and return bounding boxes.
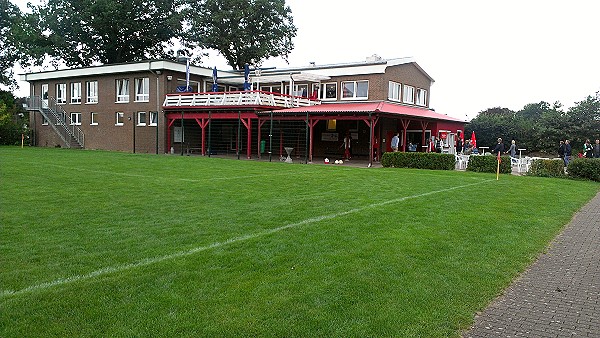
[90,112,98,125]
[86,81,98,103]
[70,112,82,125]
[71,82,81,103]
[322,83,337,100]
[115,112,124,126]
[403,85,415,104]
[56,83,67,104]
[41,84,49,101]
[56,112,66,125]
[260,85,281,94]
[416,88,427,106]
[137,112,146,126]
[388,81,401,101]
[341,80,368,99]
[42,115,49,125]
[135,77,149,101]
[116,79,129,102]
[149,111,158,126]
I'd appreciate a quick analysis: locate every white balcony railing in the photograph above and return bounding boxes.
[163,91,320,109]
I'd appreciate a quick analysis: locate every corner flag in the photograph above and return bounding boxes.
[496,151,501,180]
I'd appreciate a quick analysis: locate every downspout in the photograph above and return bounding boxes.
[148,62,161,154]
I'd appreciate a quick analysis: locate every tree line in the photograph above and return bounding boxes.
[465,95,600,156]
[0,0,297,89]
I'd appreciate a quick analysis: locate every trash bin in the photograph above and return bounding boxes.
[260,140,266,154]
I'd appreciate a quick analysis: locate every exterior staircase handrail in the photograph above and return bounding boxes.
[25,96,85,148]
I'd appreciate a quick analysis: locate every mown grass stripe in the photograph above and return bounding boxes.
[0,179,492,298]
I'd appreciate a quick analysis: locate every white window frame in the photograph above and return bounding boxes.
[116,79,130,103]
[70,82,81,104]
[137,111,147,126]
[70,112,82,125]
[149,111,158,126]
[135,77,150,102]
[341,80,369,100]
[403,85,415,104]
[388,81,401,102]
[86,81,98,103]
[90,112,98,125]
[321,82,337,100]
[115,112,124,126]
[416,88,427,106]
[56,83,67,104]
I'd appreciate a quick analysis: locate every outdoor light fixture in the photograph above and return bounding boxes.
[167,75,172,81]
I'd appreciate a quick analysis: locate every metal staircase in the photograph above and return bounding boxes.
[25,96,85,148]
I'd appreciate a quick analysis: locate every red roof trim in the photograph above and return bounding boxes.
[270,102,464,122]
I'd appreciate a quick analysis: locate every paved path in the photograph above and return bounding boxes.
[464,191,600,337]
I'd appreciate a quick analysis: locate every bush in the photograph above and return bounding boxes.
[567,158,600,181]
[466,155,512,174]
[381,152,455,170]
[528,159,566,178]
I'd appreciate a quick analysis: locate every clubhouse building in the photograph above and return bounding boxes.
[21,55,465,165]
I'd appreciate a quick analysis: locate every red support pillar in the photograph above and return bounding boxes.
[420,120,429,152]
[257,119,267,159]
[401,118,410,152]
[194,118,209,156]
[166,118,176,153]
[308,119,318,163]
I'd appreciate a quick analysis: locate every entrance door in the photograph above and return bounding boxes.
[41,83,49,106]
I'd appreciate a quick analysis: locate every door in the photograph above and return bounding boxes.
[41,83,49,106]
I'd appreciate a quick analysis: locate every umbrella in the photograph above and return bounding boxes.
[212,67,218,92]
[243,63,251,90]
[471,131,477,148]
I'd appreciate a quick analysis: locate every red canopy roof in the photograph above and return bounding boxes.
[269,101,464,122]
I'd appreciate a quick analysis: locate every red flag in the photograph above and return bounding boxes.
[497,149,501,163]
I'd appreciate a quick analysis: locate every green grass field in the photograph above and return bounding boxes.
[1,147,598,337]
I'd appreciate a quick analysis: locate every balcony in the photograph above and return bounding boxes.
[163,90,320,110]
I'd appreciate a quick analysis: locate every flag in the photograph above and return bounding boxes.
[471,131,477,148]
[496,148,501,180]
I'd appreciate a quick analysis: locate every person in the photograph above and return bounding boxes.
[493,137,504,155]
[464,140,473,155]
[456,135,463,155]
[594,139,600,158]
[583,139,593,158]
[564,139,572,166]
[506,139,516,157]
[558,140,565,160]
[342,132,352,160]
[391,132,399,152]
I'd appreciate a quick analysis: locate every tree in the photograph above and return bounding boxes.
[184,0,297,70]
[0,90,27,145]
[30,0,185,67]
[0,0,23,88]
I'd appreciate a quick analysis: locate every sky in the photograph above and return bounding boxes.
[8,0,600,121]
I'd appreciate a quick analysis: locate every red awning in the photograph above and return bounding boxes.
[269,101,464,122]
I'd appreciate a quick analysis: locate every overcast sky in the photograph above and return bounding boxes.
[9,0,600,121]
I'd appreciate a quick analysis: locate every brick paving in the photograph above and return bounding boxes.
[464,192,600,337]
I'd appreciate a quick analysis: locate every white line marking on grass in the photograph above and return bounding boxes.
[0,179,493,298]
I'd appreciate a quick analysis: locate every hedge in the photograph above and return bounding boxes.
[528,159,566,178]
[381,152,456,170]
[567,158,600,182]
[465,155,512,174]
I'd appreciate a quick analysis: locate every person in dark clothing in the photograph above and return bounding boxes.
[564,139,572,166]
[558,140,565,159]
[493,138,504,155]
[594,139,600,158]
[583,139,593,158]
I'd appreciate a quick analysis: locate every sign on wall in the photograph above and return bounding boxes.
[174,127,184,143]
[321,133,339,141]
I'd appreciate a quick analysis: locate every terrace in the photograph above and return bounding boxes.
[163,90,321,110]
